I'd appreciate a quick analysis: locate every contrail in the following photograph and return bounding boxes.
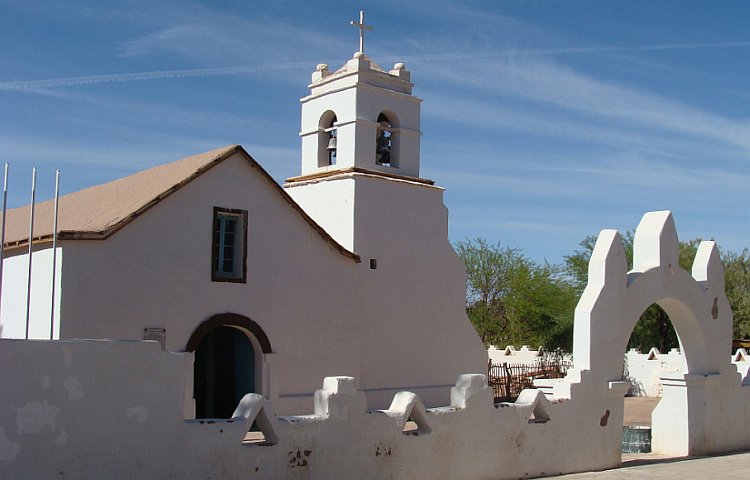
[2,41,748,92]
[0,61,317,91]
[393,40,750,63]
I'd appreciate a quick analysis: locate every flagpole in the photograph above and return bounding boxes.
[50,170,60,340]
[0,163,8,322]
[25,167,36,340]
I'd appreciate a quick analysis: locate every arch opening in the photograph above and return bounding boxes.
[620,296,702,455]
[622,303,684,398]
[376,111,399,168]
[318,110,337,167]
[187,313,272,419]
[193,325,255,419]
[628,304,679,358]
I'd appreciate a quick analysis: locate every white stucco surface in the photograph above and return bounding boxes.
[299,54,421,178]
[623,348,750,397]
[286,172,488,409]
[571,211,750,456]
[488,345,555,365]
[0,339,626,480]
[0,247,61,340]
[49,152,363,415]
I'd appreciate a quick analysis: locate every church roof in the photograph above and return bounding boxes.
[0,145,360,262]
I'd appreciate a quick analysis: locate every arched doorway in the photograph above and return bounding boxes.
[193,326,254,419]
[186,313,272,419]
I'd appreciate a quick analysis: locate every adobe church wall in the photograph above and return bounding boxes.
[349,175,488,408]
[55,152,362,415]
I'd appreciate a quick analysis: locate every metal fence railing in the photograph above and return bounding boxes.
[488,359,572,403]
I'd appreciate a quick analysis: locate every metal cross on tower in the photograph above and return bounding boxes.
[350,11,373,54]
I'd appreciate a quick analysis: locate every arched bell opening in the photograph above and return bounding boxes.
[186,313,272,419]
[375,111,399,168]
[318,110,337,167]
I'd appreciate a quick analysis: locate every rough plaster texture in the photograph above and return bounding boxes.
[0,339,625,480]
[49,152,365,415]
[286,173,488,409]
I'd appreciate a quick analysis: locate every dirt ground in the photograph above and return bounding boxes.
[623,396,661,427]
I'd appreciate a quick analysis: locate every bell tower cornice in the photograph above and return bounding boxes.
[305,53,415,99]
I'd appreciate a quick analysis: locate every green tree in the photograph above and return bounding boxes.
[455,238,576,350]
[723,249,750,339]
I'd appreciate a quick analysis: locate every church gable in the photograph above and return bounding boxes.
[55,148,362,354]
[0,145,358,263]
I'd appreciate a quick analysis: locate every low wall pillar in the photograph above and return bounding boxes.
[652,372,721,456]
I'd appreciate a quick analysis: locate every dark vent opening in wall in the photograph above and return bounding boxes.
[370,259,377,269]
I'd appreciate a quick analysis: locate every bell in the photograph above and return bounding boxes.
[326,135,337,151]
[376,131,390,154]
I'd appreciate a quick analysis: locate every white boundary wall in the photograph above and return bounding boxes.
[488,345,573,366]
[625,348,750,397]
[0,339,627,480]
[488,345,543,365]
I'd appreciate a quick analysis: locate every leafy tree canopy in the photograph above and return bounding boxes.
[457,233,750,355]
[455,238,576,351]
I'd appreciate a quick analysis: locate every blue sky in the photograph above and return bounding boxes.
[1,0,748,265]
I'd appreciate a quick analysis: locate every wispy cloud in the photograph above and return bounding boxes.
[0,62,317,91]
[5,39,748,98]
[421,57,750,154]
[436,154,750,196]
[395,40,750,65]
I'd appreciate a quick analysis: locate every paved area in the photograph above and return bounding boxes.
[622,396,660,426]
[552,450,750,478]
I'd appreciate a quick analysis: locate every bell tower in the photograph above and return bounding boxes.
[292,13,423,180]
[283,13,488,407]
[284,11,434,252]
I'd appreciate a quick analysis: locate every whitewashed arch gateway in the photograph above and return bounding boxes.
[573,210,732,379]
[572,210,748,456]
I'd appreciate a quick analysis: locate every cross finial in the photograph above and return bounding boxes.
[350,11,373,54]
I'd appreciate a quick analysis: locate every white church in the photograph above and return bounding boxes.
[3,14,750,480]
[0,26,487,417]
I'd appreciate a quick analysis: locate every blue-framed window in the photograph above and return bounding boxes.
[212,207,247,283]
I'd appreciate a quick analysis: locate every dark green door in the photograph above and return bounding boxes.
[194,326,255,419]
